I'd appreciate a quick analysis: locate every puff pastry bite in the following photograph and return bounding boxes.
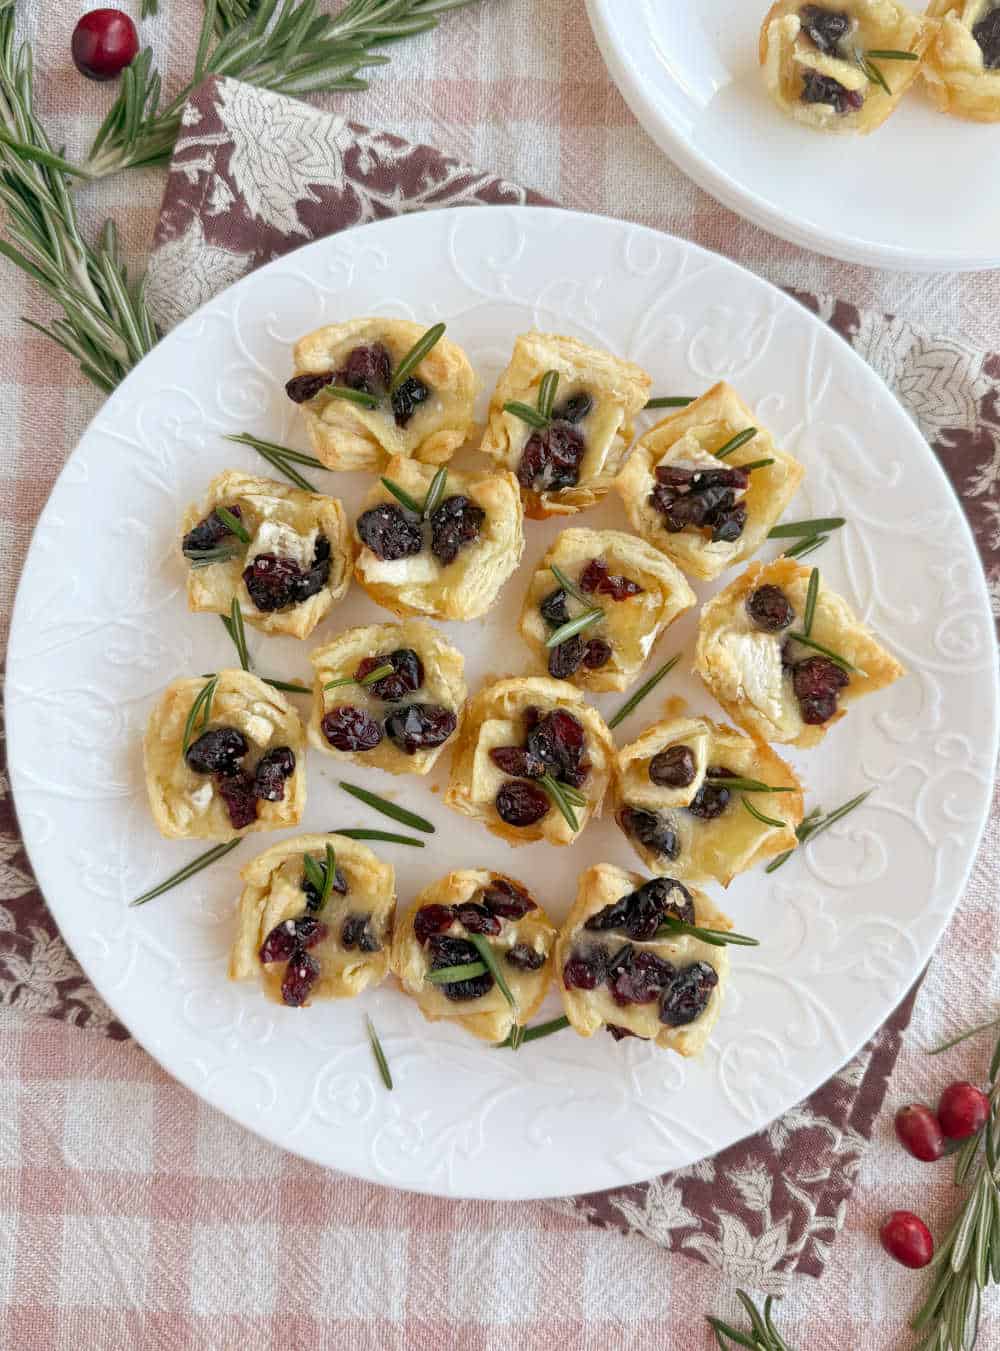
[923,0,1000,119]
[445,677,615,846]
[229,833,394,1007]
[695,557,905,748]
[759,0,932,132]
[286,319,477,471]
[616,383,804,583]
[557,865,730,1056]
[180,470,353,639]
[479,331,651,519]
[391,871,557,1043]
[613,712,804,885]
[519,529,696,692]
[308,619,465,775]
[144,670,306,840]
[354,456,523,621]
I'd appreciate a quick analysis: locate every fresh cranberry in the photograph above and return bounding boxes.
[585,877,694,940]
[340,914,380,952]
[495,781,551,827]
[336,342,391,396]
[649,745,697,789]
[71,9,138,81]
[517,422,586,492]
[747,584,795,632]
[879,1212,934,1269]
[454,903,502,937]
[583,639,613,669]
[182,504,243,555]
[383,703,457,754]
[660,962,719,1026]
[216,771,258,829]
[799,5,851,55]
[286,372,334,403]
[505,944,545,972]
[356,503,423,561]
[610,950,676,1007]
[391,376,430,427]
[413,904,455,945]
[355,649,424,702]
[428,935,493,1001]
[489,746,545,779]
[793,656,850,725]
[539,588,570,627]
[801,70,864,113]
[894,1104,945,1162]
[973,7,1000,66]
[579,558,643,600]
[563,947,609,991]
[281,948,320,1006]
[527,709,590,788]
[553,392,593,423]
[482,878,536,920]
[618,806,680,860]
[321,706,383,752]
[937,1082,991,1141]
[242,554,302,612]
[259,917,328,964]
[548,636,585,680]
[430,495,485,565]
[185,726,248,776]
[253,746,295,802]
[687,774,731,819]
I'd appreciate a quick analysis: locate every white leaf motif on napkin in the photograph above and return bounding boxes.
[0,837,34,901]
[146,219,252,333]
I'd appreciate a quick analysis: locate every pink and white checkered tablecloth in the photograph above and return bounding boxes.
[1,4,999,1348]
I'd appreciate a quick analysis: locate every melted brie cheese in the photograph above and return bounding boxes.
[246,519,317,569]
[470,718,522,804]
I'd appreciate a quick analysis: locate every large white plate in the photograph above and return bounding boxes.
[7,208,997,1199]
[587,0,1000,273]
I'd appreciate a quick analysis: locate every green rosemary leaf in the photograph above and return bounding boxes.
[646,396,695,409]
[469,934,518,1014]
[736,1291,772,1346]
[655,917,760,947]
[319,384,378,409]
[859,52,892,94]
[425,960,489,985]
[330,828,425,847]
[990,1026,1000,1084]
[740,457,775,472]
[781,533,829,562]
[867,47,918,59]
[323,662,394,692]
[559,783,588,807]
[223,432,325,471]
[339,782,434,834]
[714,427,757,459]
[379,477,423,514]
[544,608,603,649]
[803,567,820,638]
[705,1316,758,1349]
[141,0,159,16]
[224,433,318,492]
[421,466,448,519]
[549,563,592,608]
[390,321,445,394]
[928,1015,1000,1057]
[228,597,250,670]
[302,853,327,895]
[495,1015,570,1048]
[706,772,797,793]
[504,400,549,429]
[768,517,846,538]
[184,543,242,569]
[786,630,865,674]
[317,843,336,913]
[540,774,579,832]
[365,1016,393,1090]
[214,505,251,543]
[182,675,218,753]
[607,653,681,729]
[261,677,311,694]
[537,369,559,420]
[508,1023,526,1051]
[130,838,240,906]
[764,791,872,873]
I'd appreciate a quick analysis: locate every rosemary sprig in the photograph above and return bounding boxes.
[765,789,872,873]
[714,427,757,459]
[379,477,423,514]
[389,322,446,393]
[768,517,846,538]
[330,827,425,847]
[260,677,311,694]
[130,839,240,907]
[536,369,559,420]
[226,597,250,670]
[782,533,829,561]
[469,934,518,1015]
[339,781,434,833]
[706,771,796,793]
[646,396,695,409]
[545,608,603,648]
[303,843,337,913]
[182,676,218,753]
[421,466,448,519]
[503,400,548,429]
[223,433,321,492]
[786,630,864,674]
[929,1015,1000,1057]
[549,564,592,608]
[323,662,394,691]
[857,51,892,94]
[184,543,243,569]
[214,506,251,543]
[742,796,786,830]
[803,567,819,637]
[319,383,378,409]
[365,1016,393,1090]
[495,1014,570,1048]
[708,1291,794,1350]
[607,653,681,729]
[654,917,759,947]
[539,774,580,832]
[868,48,919,59]
[426,960,489,984]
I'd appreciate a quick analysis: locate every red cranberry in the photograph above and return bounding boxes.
[182,504,243,556]
[539,588,570,627]
[801,70,864,113]
[553,392,593,423]
[505,944,546,972]
[583,638,613,669]
[71,9,138,81]
[215,771,258,829]
[383,703,457,754]
[548,635,585,680]
[356,503,422,561]
[793,656,849,725]
[618,806,680,860]
[286,372,334,404]
[489,746,545,779]
[579,558,642,600]
[660,961,719,1026]
[527,709,589,788]
[649,744,696,788]
[454,903,502,937]
[563,947,609,991]
[428,935,493,1001]
[355,649,423,702]
[185,726,248,776]
[414,904,455,944]
[799,5,852,54]
[973,8,1000,66]
[340,914,380,952]
[259,917,328,964]
[281,948,320,1007]
[586,876,693,940]
[321,706,384,752]
[894,1104,945,1162]
[495,781,550,827]
[336,342,391,396]
[481,878,536,919]
[253,746,295,802]
[879,1211,934,1269]
[937,1082,991,1141]
[517,422,585,492]
[429,495,485,565]
[391,376,430,427]
[746,584,794,633]
[610,950,675,1007]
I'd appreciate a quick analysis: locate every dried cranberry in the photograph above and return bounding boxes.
[563,946,609,991]
[482,878,537,920]
[800,70,863,113]
[253,746,295,801]
[649,744,697,789]
[973,7,1000,67]
[429,495,485,565]
[894,1104,945,1162]
[937,1082,991,1141]
[286,372,334,403]
[391,376,430,427]
[489,746,545,779]
[799,5,851,54]
[242,554,302,612]
[792,656,849,725]
[281,948,320,1006]
[655,465,749,492]
[185,726,248,776]
[302,865,348,910]
[650,464,749,539]
[711,503,747,544]
[583,638,612,670]
[660,961,719,1026]
[340,914,381,953]
[356,503,423,561]
[523,705,542,732]
[259,917,328,964]
[527,709,589,788]
[336,342,391,396]
[428,935,494,1001]
[413,904,455,944]
[539,588,570,627]
[579,558,643,600]
[548,635,585,680]
[454,903,502,937]
[610,950,676,1007]
[585,876,693,941]
[746,584,794,633]
[505,944,546,972]
[517,422,586,492]
[607,1023,640,1041]
[553,392,593,424]
[296,535,332,603]
[355,648,424,702]
[879,1212,934,1270]
[216,771,259,829]
[321,706,384,752]
[182,504,243,555]
[687,776,731,819]
[618,806,680,860]
[495,781,551,827]
[383,703,457,754]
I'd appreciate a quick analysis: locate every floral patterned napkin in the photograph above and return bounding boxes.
[3,73,997,1283]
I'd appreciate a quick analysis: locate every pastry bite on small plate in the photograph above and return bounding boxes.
[613,712,804,885]
[616,382,804,582]
[759,0,933,132]
[556,865,730,1056]
[518,528,696,692]
[445,677,615,846]
[354,456,523,622]
[309,619,465,776]
[144,670,306,840]
[695,557,905,748]
[229,833,394,1007]
[286,318,477,471]
[391,871,556,1043]
[479,331,650,519]
[923,0,1000,120]
[181,470,353,639]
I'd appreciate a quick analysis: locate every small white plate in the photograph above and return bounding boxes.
[6,207,997,1198]
[587,0,1000,272]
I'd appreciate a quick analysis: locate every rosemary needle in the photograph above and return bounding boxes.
[645,396,695,409]
[379,477,423,514]
[503,400,549,429]
[742,796,786,830]
[420,466,448,519]
[495,1015,571,1048]
[537,369,560,420]
[714,427,757,459]
[330,828,425,847]
[365,1016,393,1090]
[426,961,489,985]
[182,676,218,753]
[787,630,864,674]
[782,533,829,562]
[540,774,580,832]
[608,653,681,729]
[469,935,518,1015]
[390,322,446,394]
[339,782,434,833]
[545,608,603,648]
[803,567,820,638]
[130,839,240,906]
[214,505,250,543]
[768,517,846,538]
[224,434,318,492]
